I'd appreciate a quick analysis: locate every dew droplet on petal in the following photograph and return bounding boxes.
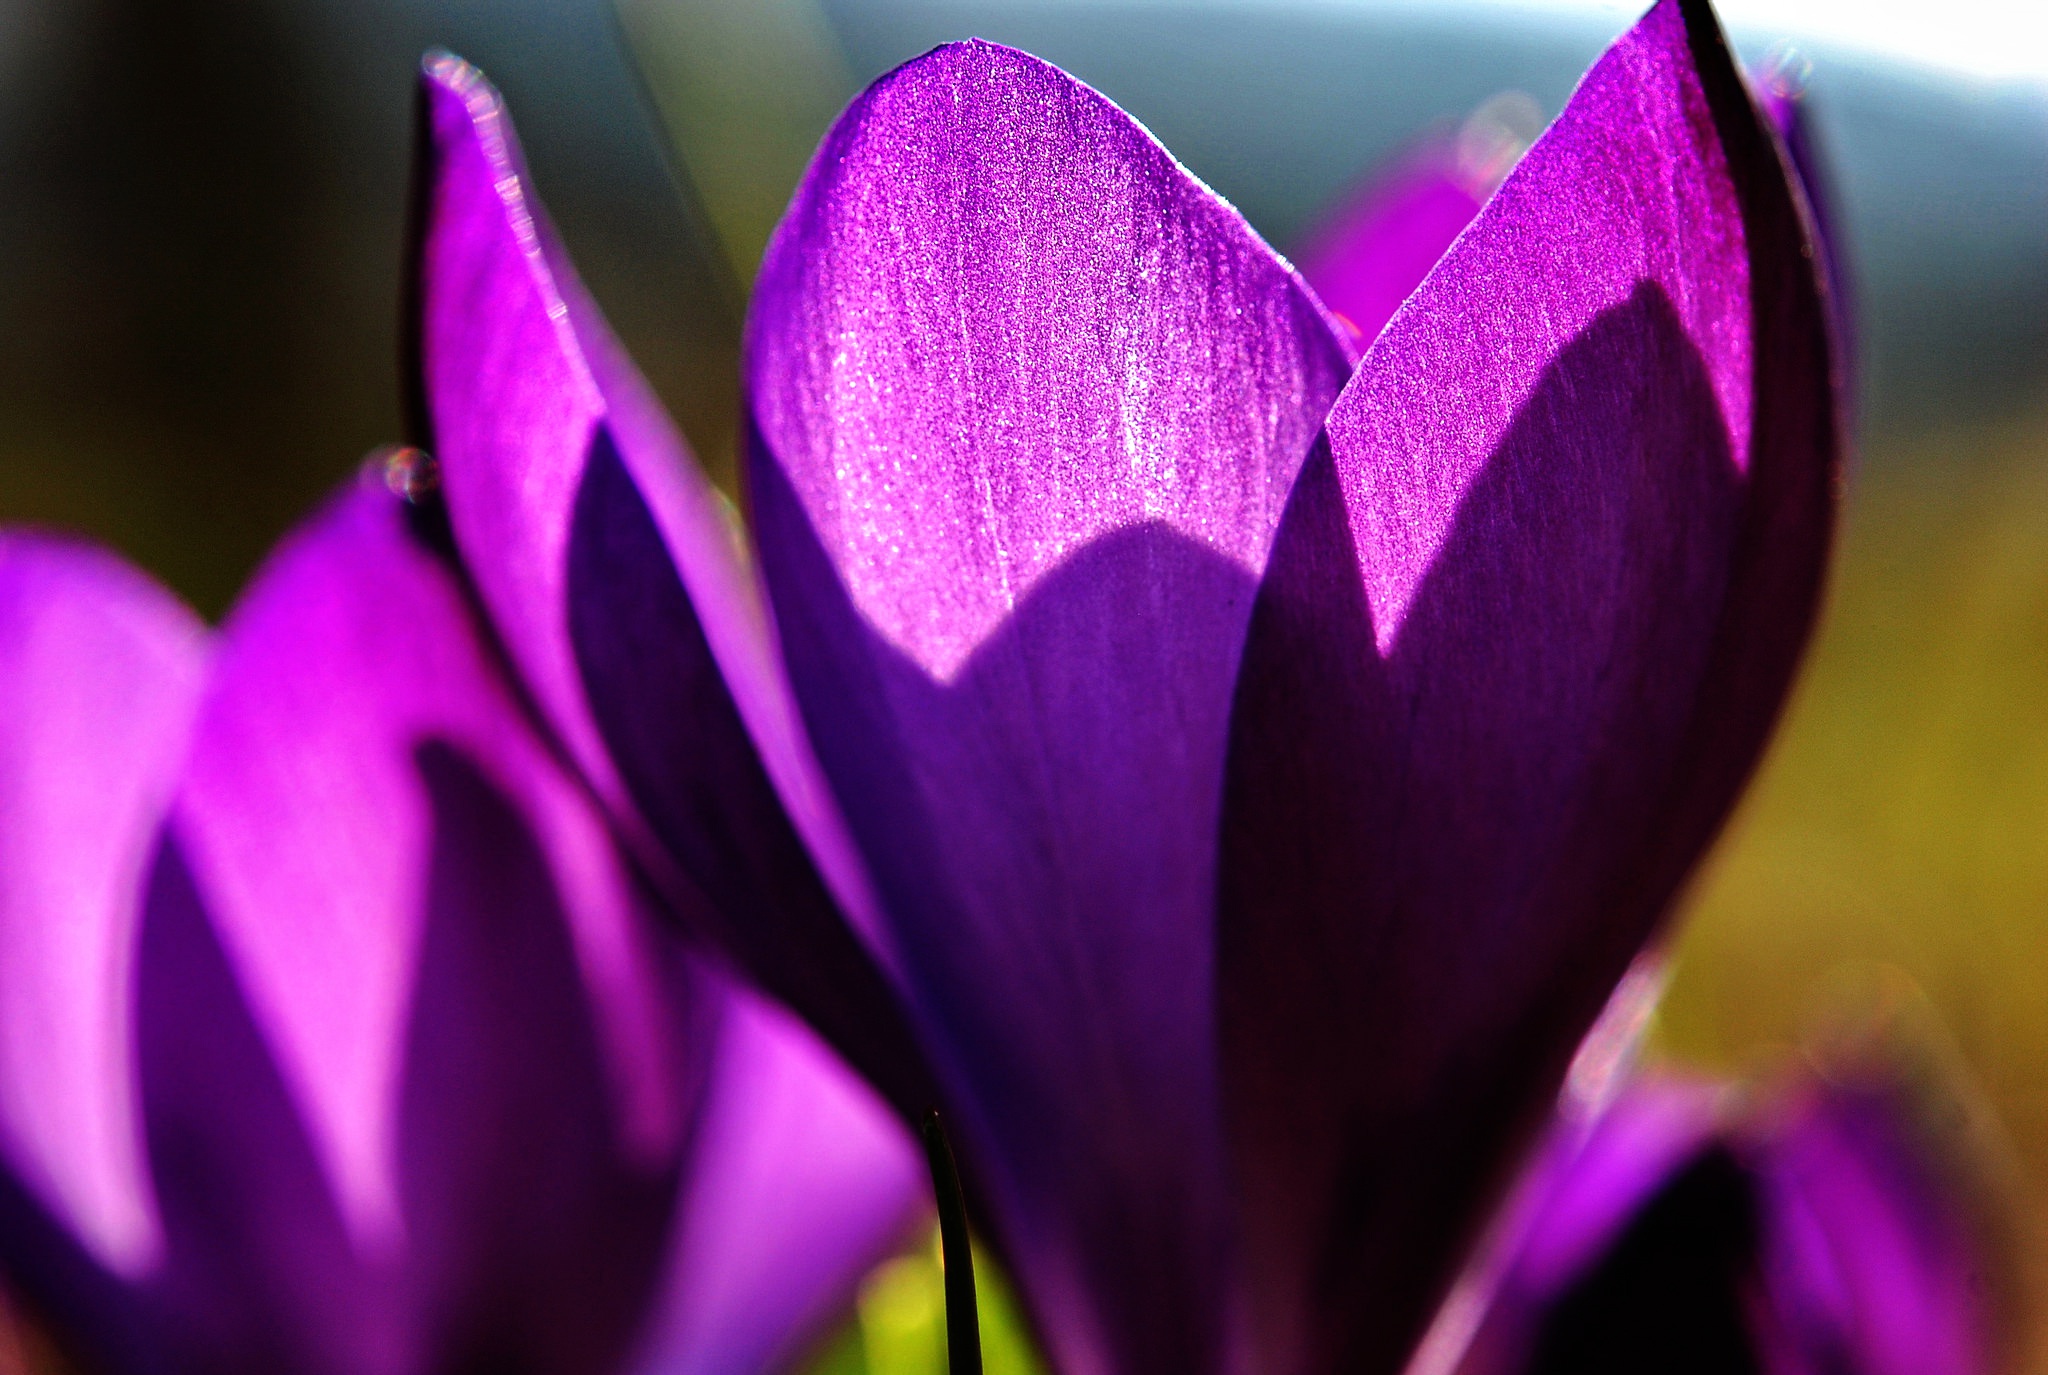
[369,445,442,504]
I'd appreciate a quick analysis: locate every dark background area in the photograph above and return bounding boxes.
[0,0,737,616]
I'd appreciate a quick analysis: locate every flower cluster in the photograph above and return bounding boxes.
[0,0,2003,1373]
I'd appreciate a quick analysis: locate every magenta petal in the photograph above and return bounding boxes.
[633,989,924,1375]
[150,481,703,1373]
[1215,2,1840,1370]
[1446,1078,1729,1375]
[0,537,201,1280]
[135,830,400,1373]
[1292,134,1487,359]
[1448,1074,2003,1375]
[1748,1084,2002,1375]
[411,55,931,1119]
[746,38,1350,1375]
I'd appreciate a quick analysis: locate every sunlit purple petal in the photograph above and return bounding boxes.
[151,480,703,1373]
[746,38,1351,1375]
[633,990,924,1375]
[0,537,202,1280]
[1216,2,1840,1369]
[411,53,932,1121]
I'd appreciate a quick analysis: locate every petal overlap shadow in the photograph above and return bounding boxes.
[0,1152,156,1374]
[137,833,400,1375]
[1521,1149,1762,1375]
[1218,281,1744,1375]
[565,428,934,1123]
[753,448,1262,1375]
[397,739,693,1375]
[127,736,698,1375]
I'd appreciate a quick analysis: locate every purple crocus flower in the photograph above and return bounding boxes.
[1438,1068,2004,1375]
[408,0,1840,1372]
[0,487,920,1372]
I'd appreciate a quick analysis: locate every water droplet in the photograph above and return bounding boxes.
[1456,90,1546,192]
[372,446,441,504]
[1762,41,1813,101]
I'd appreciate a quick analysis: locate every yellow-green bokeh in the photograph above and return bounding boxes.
[1659,408,2048,1367]
[801,1232,1046,1375]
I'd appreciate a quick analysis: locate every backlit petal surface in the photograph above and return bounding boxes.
[412,56,928,1120]
[1216,2,1839,1370]
[150,481,701,1373]
[0,537,201,1291]
[746,39,1350,1375]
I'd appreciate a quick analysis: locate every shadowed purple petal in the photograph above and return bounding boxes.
[1758,78,1853,392]
[152,480,705,1373]
[411,54,933,1121]
[1292,134,1487,359]
[1439,1073,2002,1375]
[1441,1078,1730,1375]
[632,990,925,1375]
[0,538,202,1281]
[745,38,1351,1375]
[136,829,403,1374]
[1215,2,1840,1370]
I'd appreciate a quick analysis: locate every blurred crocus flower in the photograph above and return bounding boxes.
[406,0,1840,1372]
[1297,41,1843,367]
[1435,1063,2005,1375]
[0,192,919,1375]
[1293,92,1544,354]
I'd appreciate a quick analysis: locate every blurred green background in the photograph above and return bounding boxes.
[1,0,2044,1369]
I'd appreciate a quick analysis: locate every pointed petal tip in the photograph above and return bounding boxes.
[746,31,1355,1375]
[419,48,489,103]
[1218,0,1837,1364]
[405,30,924,1143]
[416,51,521,195]
[906,35,1045,72]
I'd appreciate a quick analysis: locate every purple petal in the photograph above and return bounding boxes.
[1757,76,1853,389]
[135,825,401,1373]
[1747,1082,2002,1375]
[410,54,932,1120]
[632,989,925,1375]
[1215,1,1840,1369]
[745,38,1351,1375]
[1439,1078,1727,1375]
[1292,134,1487,359]
[1440,1071,2003,1375]
[1495,1081,1726,1312]
[0,536,203,1364]
[1470,1102,1767,1375]
[149,480,704,1372]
